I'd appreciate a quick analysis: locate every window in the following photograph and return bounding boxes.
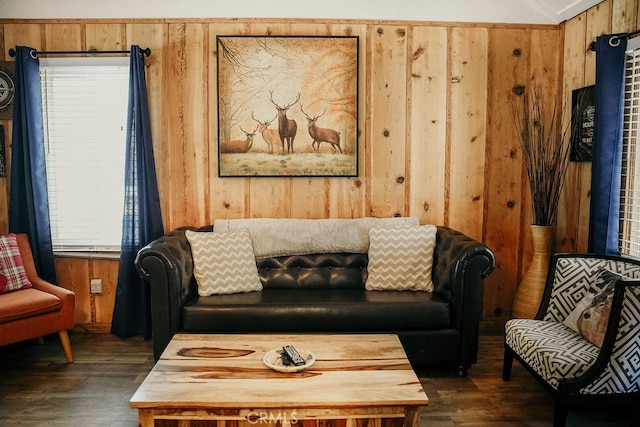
[40,57,129,252]
[620,37,640,257]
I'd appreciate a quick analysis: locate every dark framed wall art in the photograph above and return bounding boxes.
[216,35,359,177]
[0,61,15,120]
[570,85,595,162]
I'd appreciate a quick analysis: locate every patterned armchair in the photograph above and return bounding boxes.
[503,253,640,427]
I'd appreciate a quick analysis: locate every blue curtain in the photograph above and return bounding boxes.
[588,34,628,255]
[111,46,164,338]
[9,46,57,284]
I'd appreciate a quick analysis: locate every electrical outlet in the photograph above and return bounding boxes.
[90,278,103,295]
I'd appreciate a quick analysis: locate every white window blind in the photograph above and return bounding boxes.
[620,38,640,257]
[40,57,129,252]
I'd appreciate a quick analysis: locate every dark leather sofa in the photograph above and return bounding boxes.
[135,225,495,376]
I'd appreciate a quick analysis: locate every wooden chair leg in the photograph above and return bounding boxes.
[58,330,74,363]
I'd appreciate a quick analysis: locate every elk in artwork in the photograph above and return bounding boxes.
[300,105,342,153]
[220,125,259,153]
[251,112,280,154]
[269,91,300,153]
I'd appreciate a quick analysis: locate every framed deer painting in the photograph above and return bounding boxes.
[216,35,359,177]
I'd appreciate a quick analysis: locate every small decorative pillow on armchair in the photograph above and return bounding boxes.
[563,268,621,347]
[0,233,33,294]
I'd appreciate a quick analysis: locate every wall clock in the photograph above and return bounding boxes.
[0,62,16,120]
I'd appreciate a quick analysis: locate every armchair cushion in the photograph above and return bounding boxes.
[563,268,620,347]
[505,318,600,390]
[0,288,62,324]
[0,233,32,294]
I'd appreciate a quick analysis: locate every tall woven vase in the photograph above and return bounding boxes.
[512,225,554,319]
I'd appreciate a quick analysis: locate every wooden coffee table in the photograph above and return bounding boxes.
[130,333,428,426]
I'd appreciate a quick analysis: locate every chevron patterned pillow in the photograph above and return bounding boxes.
[185,229,263,296]
[365,225,436,292]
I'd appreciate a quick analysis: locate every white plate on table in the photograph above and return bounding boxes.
[263,348,315,373]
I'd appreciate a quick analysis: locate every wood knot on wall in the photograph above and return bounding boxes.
[512,84,525,96]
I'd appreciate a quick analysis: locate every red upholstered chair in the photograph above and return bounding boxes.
[0,234,75,362]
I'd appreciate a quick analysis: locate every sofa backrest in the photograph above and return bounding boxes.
[257,253,368,289]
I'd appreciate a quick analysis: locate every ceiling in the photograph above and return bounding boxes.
[524,0,605,23]
[0,0,605,25]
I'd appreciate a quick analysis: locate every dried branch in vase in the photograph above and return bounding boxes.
[512,85,576,227]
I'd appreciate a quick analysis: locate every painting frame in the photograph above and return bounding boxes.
[570,84,595,162]
[216,35,359,177]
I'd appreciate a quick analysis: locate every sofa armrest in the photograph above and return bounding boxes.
[135,227,197,360]
[433,226,496,374]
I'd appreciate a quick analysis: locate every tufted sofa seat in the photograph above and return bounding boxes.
[135,223,495,376]
[183,254,451,332]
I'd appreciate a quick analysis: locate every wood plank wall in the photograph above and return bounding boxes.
[1,9,619,331]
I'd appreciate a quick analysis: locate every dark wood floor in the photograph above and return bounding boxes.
[0,329,638,426]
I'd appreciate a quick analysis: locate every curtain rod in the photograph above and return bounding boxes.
[8,47,151,58]
[589,30,640,51]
